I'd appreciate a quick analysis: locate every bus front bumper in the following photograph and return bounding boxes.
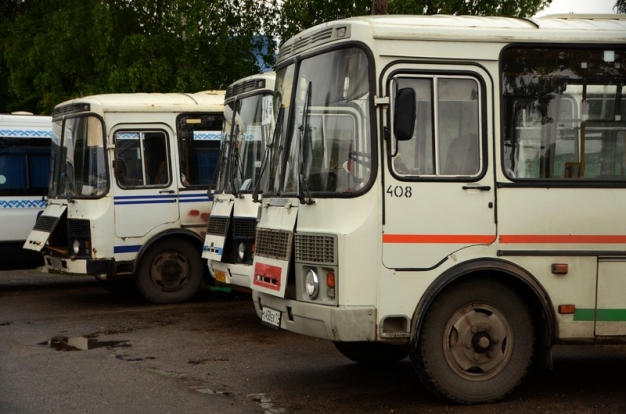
[210,261,252,289]
[253,291,376,342]
[43,255,114,276]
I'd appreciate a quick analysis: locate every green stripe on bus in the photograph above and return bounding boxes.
[574,308,626,322]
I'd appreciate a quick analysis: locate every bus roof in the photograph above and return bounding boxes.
[278,14,626,63]
[53,91,225,117]
[0,113,52,139]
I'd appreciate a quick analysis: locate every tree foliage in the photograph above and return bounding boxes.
[0,0,279,114]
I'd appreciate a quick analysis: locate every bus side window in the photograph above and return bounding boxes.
[392,76,481,178]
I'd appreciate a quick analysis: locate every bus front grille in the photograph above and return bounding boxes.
[295,233,337,265]
[255,228,292,261]
[232,218,256,239]
[207,216,229,236]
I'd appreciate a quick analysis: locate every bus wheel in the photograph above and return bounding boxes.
[135,239,202,304]
[411,278,534,404]
[334,341,408,364]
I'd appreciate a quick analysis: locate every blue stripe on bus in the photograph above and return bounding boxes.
[114,193,213,205]
[114,245,142,254]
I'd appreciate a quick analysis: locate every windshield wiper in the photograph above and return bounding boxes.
[297,81,315,205]
[253,106,284,203]
[229,125,243,198]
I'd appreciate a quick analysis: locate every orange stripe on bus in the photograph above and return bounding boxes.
[499,235,626,244]
[383,234,496,244]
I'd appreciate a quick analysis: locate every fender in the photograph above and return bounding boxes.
[409,257,557,350]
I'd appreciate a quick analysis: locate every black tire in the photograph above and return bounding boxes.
[135,238,203,304]
[411,278,534,404]
[334,341,408,364]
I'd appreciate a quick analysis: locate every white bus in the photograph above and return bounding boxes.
[249,14,626,404]
[203,72,275,288]
[0,113,52,270]
[23,92,224,303]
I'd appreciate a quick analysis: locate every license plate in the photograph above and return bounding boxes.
[214,270,227,283]
[261,307,281,330]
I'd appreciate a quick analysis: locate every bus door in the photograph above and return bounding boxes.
[112,126,179,239]
[382,69,496,269]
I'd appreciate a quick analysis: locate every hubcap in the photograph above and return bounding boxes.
[443,302,512,381]
[150,252,190,292]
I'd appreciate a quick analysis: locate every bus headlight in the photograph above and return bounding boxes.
[238,242,246,261]
[72,239,81,255]
[305,269,319,299]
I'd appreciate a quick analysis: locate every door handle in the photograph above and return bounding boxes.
[159,190,175,194]
[462,185,491,191]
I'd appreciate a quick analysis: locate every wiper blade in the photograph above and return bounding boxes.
[298,82,315,205]
[253,106,284,203]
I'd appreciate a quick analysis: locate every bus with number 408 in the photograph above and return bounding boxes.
[24,92,224,304]
[250,14,626,404]
[203,72,275,288]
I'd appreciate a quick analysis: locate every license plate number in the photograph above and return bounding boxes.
[261,307,281,330]
[214,270,227,283]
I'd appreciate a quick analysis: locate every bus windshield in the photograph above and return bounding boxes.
[49,115,107,199]
[268,47,372,196]
[216,93,273,194]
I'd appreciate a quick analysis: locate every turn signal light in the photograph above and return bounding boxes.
[558,304,576,314]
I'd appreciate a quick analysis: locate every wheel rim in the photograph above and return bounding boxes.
[149,251,190,292]
[442,302,513,381]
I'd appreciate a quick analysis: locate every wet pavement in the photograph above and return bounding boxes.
[1,268,626,413]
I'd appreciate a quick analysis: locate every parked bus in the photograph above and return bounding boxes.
[1,113,52,270]
[249,14,626,404]
[23,92,224,303]
[203,72,275,288]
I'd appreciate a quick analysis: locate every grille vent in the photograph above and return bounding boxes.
[33,215,58,232]
[255,228,292,260]
[52,103,90,121]
[278,26,348,64]
[232,217,257,239]
[207,216,229,236]
[295,233,336,265]
[68,219,90,237]
[227,79,266,99]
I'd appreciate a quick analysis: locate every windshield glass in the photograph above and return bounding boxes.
[216,93,273,194]
[268,47,372,196]
[49,115,107,199]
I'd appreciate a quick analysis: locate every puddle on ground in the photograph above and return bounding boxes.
[48,335,131,351]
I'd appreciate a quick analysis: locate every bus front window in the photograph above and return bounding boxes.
[51,115,107,199]
[271,47,372,196]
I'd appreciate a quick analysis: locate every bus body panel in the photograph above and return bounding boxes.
[249,13,626,404]
[1,113,51,269]
[25,92,225,303]
[205,72,276,288]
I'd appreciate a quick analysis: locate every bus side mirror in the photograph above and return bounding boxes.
[393,88,416,141]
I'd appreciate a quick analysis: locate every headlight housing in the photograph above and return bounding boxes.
[304,269,319,299]
[72,239,81,255]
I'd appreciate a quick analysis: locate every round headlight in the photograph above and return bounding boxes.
[72,239,81,255]
[238,242,246,260]
[304,269,319,299]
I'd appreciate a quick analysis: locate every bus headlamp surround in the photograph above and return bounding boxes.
[305,269,319,299]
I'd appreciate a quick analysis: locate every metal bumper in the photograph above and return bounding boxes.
[253,291,376,341]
